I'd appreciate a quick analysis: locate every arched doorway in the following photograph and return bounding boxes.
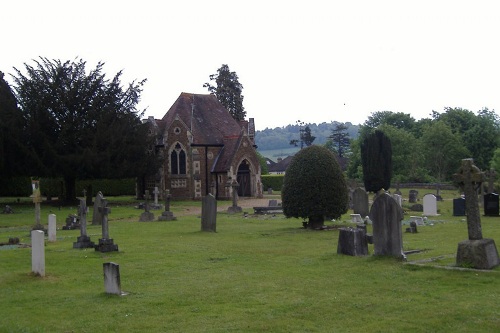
[237,159,251,197]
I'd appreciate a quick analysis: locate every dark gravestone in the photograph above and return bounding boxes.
[227,180,242,214]
[94,198,118,252]
[409,190,418,203]
[352,187,369,218]
[410,204,423,212]
[158,189,176,221]
[139,190,155,221]
[369,192,405,259]
[337,225,368,256]
[201,194,217,232]
[92,191,104,225]
[405,221,418,233]
[454,159,499,269]
[483,193,499,216]
[73,195,95,249]
[453,198,466,216]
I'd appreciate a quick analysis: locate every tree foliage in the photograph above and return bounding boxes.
[204,64,246,121]
[282,145,348,229]
[11,57,159,202]
[361,130,392,192]
[328,123,350,157]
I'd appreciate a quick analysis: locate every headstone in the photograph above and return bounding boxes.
[103,262,122,295]
[394,182,402,196]
[352,187,369,217]
[151,186,161,209]
[350,214,363,223]
[410,203,423,212]
[48,214,56,242]
[454,158,500,269]
[92,191,104,225]
[409,216,424,226]
[337,225,368,256]
[409,190,418,203]
[406,221,418,233]
[158,189,177,221]
[453,197,466,216]
[3,205,13,214]
[201,194,217,232]
[267,187,273,195]
[423,194,438,216]
[269,199,278,207]
[369,192,405,259]
[392,194,402,207]
[94,198,118,252]
[74,194,95,249]
[31,230,45,276]
[139,190,155,221]
[483,193,499,216]
[227,179,242,214]
[62,214,80,230]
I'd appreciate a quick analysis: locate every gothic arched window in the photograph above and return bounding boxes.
[170,143,186,175]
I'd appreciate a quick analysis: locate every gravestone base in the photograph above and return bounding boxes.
[95,238,118,252]
[456,238,500,269]
[139,212,155,222]
[73,235,95,249]
[150,204,162,210]
[227,206,242,214]
[337,227,368,256]
[158,211,177,221]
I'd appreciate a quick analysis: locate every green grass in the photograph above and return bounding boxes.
[0,190,499,332]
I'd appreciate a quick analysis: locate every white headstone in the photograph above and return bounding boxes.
[31,230,45,276]
[48,214,57,242]
[409,216,425,226]
[103,262,121,295]
[423,194,438,216]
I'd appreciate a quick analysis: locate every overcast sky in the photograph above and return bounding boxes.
[2,0,499,130]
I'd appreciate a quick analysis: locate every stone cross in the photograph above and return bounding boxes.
[144,190,150,213]
[79,197,88,237]
[485,168,496,194]
[98,199,111,239]
[453,159,484,240]
[231,180,239,208]
[153,187,160,206]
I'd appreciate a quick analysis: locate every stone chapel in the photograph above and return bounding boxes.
[144,92,263,200]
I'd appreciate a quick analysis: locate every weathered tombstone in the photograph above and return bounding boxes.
[350,214,363,223]
[31,230,45,276]
[201,194,217,232]
[409,190,418,203]
[352,187,369,217]
[337,225,368,256]
[139,190,155,221]
[48,214,56,242]
[453,197,466,216]
[92,191,104,225]
[3,205,13,214]
[392,194,402,207]
[406,221,418,233]
[369,192,405,259]
[267,187,273,195]
[31,180,45,232]
[423,194,438,216]
[409,216,424,226]
[454,158,500,269]
[103,262,122,295]
[158,189,177,221]
[151,186,161,210]
[74,193,95,249]
[269,199,278,207]
[410,203,423,212]
[227,179,242,214]
[94,198,118,252]
[394,182,402,196]
[483,193,499,216]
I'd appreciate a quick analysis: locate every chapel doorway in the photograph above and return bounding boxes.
[237,160,251,197]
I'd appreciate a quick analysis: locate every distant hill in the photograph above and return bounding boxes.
[255,121,359,159]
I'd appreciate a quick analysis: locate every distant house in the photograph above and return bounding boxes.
[268,156,294,174]
[144,92,263,200]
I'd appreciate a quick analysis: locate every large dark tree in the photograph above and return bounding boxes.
[203,64,246,121]
[360,130,392,192]
[0,72,30,180]
[11,57,159,203]
[282,145,348,229]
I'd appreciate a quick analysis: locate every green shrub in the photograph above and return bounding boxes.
[261,175,284,191]
[282,145,348,228]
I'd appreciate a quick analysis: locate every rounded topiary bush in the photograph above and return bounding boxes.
[281,145,349,229]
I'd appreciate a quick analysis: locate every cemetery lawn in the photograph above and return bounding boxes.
[0,190,499,332]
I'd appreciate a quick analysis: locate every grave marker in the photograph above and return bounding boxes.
[483,193,499,216]
[92,191,104,225]
[139,190,155,221]
[73,192,95,248]
[423,194,438,216]
[103,262,122,295]
[48,214,56,242]
[31,230,45,276]
[352,187,369,218]
[158,189,177,221]
[201,194,217,232]
[453,197,466,216]
[94,198,118,252]
[227,179,242,214]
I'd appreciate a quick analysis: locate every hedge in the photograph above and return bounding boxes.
[261,175,284,192]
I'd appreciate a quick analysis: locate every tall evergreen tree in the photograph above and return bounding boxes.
[11,57,160,203]
[203,64,246,121]
[360,130,392,192]
[328,123,350,157]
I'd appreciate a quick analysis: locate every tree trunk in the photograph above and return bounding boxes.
[307,215,325,229]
